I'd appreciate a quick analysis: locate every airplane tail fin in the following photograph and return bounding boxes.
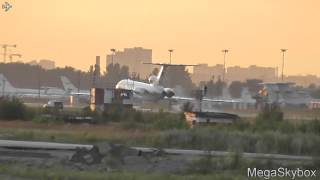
[0,74,16,91]
[143,63,197,85]
[60,76,78,92]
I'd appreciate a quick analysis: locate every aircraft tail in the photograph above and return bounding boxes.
[60,76,77,92]
[0,74,16,91]
[143,63,197,85]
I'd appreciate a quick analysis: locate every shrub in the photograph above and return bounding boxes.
[81,106,102,123]
[150,112,188,130]
[189,154,214,174]
[226,152,242,170]
[298,120,320,135]
[102,105,129,122]
[25,107,37,120]
[146,128,320,156]
[0,97,28,120]
[32,115,50,123]
[102,106,188,130]
[256,103,283,122]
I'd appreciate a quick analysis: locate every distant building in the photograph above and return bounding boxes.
[28,59,55,70]
[191,64,277,85]
[191,64,224,84]
[227,65,277,83]
[28,60,38,66]
[39,59,55,70]
[106,47,153,78]
[284,75,320,87]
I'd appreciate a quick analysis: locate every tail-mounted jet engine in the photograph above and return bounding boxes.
[162,88,175,98]
[148,75,158,84]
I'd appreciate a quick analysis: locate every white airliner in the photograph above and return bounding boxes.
[60,65,238,105]
[115,63,238,103]
[0,74,66,98]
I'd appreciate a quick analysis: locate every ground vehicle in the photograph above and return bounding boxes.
[43,100,64,110]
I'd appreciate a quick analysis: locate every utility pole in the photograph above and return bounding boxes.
[77,71,81,103]
[168,49,174,64]
[221,49,229,82]
[109,49,116,78]
[1,44,17,63]
[37,68,41,102]
[280,49,287,81]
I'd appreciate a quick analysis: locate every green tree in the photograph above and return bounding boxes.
[104,63,130,88]
[200,76,225,97]
[246,79,263,94]
[161,66,195,95]
[229,81,244,98]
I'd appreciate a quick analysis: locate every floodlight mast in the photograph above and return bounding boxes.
[168,49,174,64]
[221,49,229,82]
[280,49,287,81]
[110,48,116,65]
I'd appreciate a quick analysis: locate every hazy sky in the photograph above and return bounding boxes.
[1,0,320,75]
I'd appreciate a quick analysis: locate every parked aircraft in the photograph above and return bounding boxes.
[60,76,90,96]
[0,74,66,99]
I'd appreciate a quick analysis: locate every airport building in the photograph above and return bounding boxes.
[191,64,224,84]
[191,64,277,85]
[259,82,312,106]
[106,47,153,78]
[226,65,277,83]
[284,75,320,87]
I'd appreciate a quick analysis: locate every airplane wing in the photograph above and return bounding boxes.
[143,62,197,67]
[18,93,66,98]
[40,86,60,89]
[202,98,240,103]
[68,92,90,96]
[170,96,240,103]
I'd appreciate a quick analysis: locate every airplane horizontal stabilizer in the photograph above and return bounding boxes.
[170,96,240,103]
[143,62,197,67]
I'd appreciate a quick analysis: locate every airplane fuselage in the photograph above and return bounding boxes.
[1,88,66,98]
[115,79,165,101]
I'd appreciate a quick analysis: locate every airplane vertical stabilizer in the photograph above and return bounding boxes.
[143,63,196,86]
[0,74,16,91]
[60,76,77,92]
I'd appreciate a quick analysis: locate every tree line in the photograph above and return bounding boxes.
[1,62,319,98]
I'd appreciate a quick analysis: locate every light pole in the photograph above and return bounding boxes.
[77,71,81,104]
[280,49,287,81]
[168,49,174,64]
[221,49,229,82]
[37,68,41,102]
[110,48,116,65]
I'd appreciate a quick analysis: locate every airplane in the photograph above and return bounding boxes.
[60,76,90,97]
[115,63,239,103]
[0,74,66,99]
